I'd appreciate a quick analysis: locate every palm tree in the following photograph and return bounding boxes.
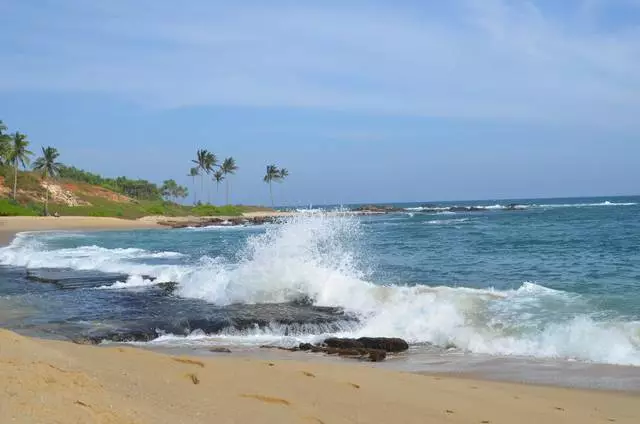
[8,132,33,200]
[220,157,238,205]
[263,164,289,207]
[192,150,215,201]
[32,146,62,216]
[187,167,199,204]
[0,120,10,165]
[204,151,217,203]
[213,169,225,203]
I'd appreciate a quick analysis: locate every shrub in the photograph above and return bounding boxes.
[0,199,39,216]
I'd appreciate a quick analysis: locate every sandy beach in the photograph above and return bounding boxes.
[0,216,161,245]
[0,213,296,244]
[1,329,638,424]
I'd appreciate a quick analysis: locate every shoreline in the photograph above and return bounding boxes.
[1,216,639,422]
[1,328,639,424]
[0,216,163,245]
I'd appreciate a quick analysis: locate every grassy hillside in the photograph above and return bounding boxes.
[0,168,272,218]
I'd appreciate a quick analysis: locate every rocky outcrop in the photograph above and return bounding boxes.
[41,181,91,207]
[262,337,409,362]
[158,216,276,229]
[352,205,403,214]
[323,337,409,353]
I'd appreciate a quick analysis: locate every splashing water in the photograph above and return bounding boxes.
[1,210,640,365]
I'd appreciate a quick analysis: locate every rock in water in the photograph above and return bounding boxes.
[357,337,409,353]
[323,338,364,349]
[367,349,387,362]
[323,337,409,353]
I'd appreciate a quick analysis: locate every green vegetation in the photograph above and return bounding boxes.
[0,119,284,218]
[220,157,238,205]
[8,132,33,199]
[0,199,39,216]
[160,179,188,203]
[57,165,163,201]
[263,165,289,206]
[33,146,62,216]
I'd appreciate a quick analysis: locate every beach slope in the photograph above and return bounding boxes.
[1,329,638,424]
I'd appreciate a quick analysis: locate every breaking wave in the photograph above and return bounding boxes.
[1,214,639,366]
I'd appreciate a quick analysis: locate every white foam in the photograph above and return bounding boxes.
[97,275,158,290]
[426,218,470,225]
[2,217,639,366]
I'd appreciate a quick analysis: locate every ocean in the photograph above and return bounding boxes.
[2,196,640,389]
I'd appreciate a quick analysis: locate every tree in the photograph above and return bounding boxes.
[176,185,189,202]
[192,149,217,204]
[0,120,10,164]
[161,179,179,202]
[263,164,288,207]
[213,169,224,203]
[8,132,33,200]
[32,146,62,216]
[220,157,238,205]
[188,167,199,204]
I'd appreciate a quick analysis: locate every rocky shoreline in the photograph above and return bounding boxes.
[155,203,528,229]
[158,216,278,229]
[262,337,410,362]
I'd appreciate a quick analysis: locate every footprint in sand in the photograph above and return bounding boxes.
[173,358,205,368]
[186,373,200,385]
[240,394,291,406]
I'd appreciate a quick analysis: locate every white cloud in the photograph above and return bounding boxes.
[2,0,639,127]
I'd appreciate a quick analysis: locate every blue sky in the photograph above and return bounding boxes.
[1,0,639,205]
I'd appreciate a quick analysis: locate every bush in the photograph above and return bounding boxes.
[0,199,39,216]
[190,204,243,216]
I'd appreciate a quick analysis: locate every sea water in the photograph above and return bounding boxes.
[1,196,639,389]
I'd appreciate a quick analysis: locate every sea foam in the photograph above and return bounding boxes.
[1,214,639,365]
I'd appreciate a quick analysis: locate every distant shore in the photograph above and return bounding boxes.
[0,216,162,245]
[0,212,299,245]
[1,328,638,424]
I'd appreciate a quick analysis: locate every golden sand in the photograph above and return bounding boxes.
[0,216,160,244]
[1,329,638,424]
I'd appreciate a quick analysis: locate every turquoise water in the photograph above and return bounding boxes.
[1,196,639,370]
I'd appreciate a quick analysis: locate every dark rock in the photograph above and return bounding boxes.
[158,216,280,229]
[367,349,387,362]
[323,337,409,353]
[357,337,409,353]
[259,345,299,352]
[297,337,407,362]
[298,343,315,351]
[352,205,403,214]
[209,347,232,353]
[323,338,364,349]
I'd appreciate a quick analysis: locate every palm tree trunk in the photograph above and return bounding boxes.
[12,159,18,200]
[191,177,195,204]
[226,179,229,205]
[44,182,49,216]
[269,181,273,207]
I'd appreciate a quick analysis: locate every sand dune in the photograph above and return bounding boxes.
[1,329,638,424]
